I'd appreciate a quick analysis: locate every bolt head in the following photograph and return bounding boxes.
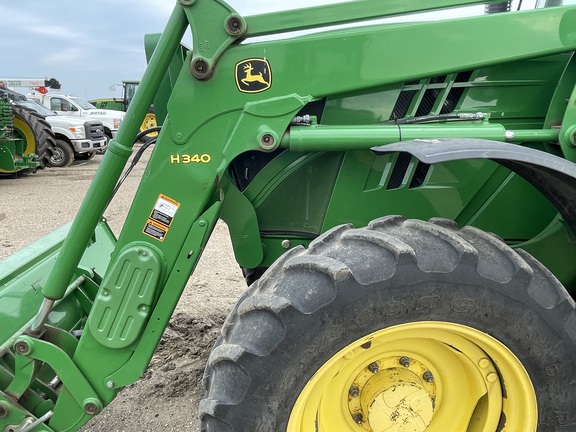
[259,133,277,150]
[191,59,210,80]
[226,16,244,36]
[368,362,379,374]
[352,413,363,425]
[14,340,30,355]
[423,371,434,383]
[349,386,360,398]
[106,380,115,389]
[399,356,410,368]
[84,402,100,415]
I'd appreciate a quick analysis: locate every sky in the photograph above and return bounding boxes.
[1,0,534,102]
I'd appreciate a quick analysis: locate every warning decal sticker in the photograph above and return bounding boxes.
[142,194,181,242]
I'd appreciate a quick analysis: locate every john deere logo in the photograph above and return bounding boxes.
[235,58,271,93]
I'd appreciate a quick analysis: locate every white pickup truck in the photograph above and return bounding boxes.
[27,93,124,140]
[14,99,108,167]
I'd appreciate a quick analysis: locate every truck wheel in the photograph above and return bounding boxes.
[48,139,74,168]
[200,216,576,431]
[12,105,55,171]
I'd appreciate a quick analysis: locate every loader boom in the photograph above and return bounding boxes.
[3,0,576,430]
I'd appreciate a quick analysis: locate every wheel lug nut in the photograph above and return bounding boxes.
[349,386,359,398]
[399,356,410,368]
[352,412,363,425]
[423,371,434,383]
[368,362,379,374]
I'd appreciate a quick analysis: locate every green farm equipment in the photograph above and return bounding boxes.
[0,83,56,175]
[90,81,158,141]
[5,0,576,430]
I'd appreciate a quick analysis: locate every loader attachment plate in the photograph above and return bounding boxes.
[0,220,117,349]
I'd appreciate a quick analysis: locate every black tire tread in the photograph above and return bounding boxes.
[12,105,55,171]
[200,216,576,431]
[48,139,74,168]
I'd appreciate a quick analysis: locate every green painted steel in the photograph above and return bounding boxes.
[2,0,576,430]
[0,94,40,174]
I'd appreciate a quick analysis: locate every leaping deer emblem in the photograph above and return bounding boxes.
[241,63,269,87]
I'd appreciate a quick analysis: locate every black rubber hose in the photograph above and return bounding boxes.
[105,126,162,208]
[389,113,462,124]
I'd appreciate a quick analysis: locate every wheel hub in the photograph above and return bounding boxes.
[50,147,64,163]
[288,322,537,432]
[348,357,435,432]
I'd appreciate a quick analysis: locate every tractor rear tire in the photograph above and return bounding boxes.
[200,216,576,431]
[12,105,55,171]
[48,140,74,168]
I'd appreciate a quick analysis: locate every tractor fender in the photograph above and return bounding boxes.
[373,138,576,234]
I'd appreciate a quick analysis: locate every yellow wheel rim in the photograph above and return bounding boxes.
[140,113,158,138]
[13,115,36,155]
[288,321,537,432]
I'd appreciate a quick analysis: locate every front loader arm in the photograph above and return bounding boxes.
[4,0,576,430]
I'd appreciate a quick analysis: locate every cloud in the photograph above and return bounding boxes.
[28,24,85,40]
[0,0,542,100]
[42,48,86,65]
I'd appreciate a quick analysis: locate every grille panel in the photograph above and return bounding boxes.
[85,121,106,140]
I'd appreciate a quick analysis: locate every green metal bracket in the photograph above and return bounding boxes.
[105,201,221,388]
[5,353,37,400]
[10,336,102,417]
[220,94,312,164]
[88,244,164,349]
[219,177,263,268]
[179,0,245,80]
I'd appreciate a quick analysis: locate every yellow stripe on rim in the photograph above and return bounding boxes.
[12,115,36,155]
[288,321,536,432]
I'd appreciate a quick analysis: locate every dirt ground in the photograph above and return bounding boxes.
[0,148,247,431]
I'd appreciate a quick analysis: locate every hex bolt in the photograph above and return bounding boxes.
[399,356,411,368]
[352,413,364,425]
[368,362,379,374]
[106,380,115,389]
[225,16,244,36]
[14,340,30,355]
[84,402,100,416]
[260,133,275,149]
[349,386,360,398]
[423,371,434,383]
[191,59,210,80]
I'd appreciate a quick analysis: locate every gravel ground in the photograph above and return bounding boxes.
[0,149,247,431]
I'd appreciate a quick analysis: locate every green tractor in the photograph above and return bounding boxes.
[89,81,157,141]
[4,0,576,430]
[0,84,56,175]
